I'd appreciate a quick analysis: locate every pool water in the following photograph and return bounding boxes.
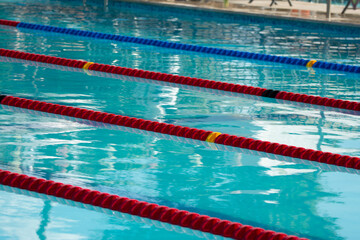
[0,0,359,239]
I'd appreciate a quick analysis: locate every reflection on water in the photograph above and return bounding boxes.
[36,200,51,240]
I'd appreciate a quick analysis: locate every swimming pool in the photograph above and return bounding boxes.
[0,0,359,239]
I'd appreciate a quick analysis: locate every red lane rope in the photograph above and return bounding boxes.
[3,103,358,174]
[0,48,359,112]
[0,19,20,27]
[1,55,358,117]
[0,95,359,170]
[0,185,220,240]
[0,169,307,240]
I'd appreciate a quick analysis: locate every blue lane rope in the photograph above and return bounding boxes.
[12,21,360,73]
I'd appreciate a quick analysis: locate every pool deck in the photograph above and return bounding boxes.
[120,0,360,26]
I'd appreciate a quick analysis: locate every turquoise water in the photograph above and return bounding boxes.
[0,0,359,239]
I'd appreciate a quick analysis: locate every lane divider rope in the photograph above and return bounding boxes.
[1,19,359,74]
[0,94,359,170]
[1,55,358,116]
[0,185,223,240]
[1,48,359,113]
[0,169,307,240]
[3,103,358,174]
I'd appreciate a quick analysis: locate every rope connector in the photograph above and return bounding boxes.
[306,60,317,68]
[83,62,94,70]
[206,132,222,143]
